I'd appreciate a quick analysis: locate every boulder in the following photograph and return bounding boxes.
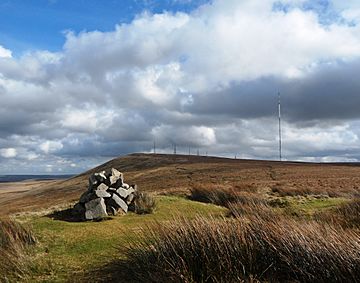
[73,202,85,214]
[97,183,109,191]
[95,190,112,198]
[88,174,98,187]
[85,198,108,220]
[126,193,135,205]
[111,194,128,213]
[79,191,94,204]
[116,188,130,198]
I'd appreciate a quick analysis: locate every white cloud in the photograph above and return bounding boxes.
[40,141,63,154]
[0,148,17,158]
[0,45,12,58]
[2,0,360,173]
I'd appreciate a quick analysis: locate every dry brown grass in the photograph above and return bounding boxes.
[133,192,156,214]
[189,183,264,208]
[115,210,360,283]
[315,198,360,228]
[0,218,36,281]
[271,182,358,198]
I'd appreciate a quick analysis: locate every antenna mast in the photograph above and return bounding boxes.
[278,92,282,161]
[153,140,156,154]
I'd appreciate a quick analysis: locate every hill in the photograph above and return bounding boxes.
[1,153,360,215]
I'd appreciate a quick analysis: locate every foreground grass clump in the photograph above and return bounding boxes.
[118,211,360,283]
[133,192,156,214]
[189,184,262,207]
[334,198,360,227]
[316,198,360,228]
[0,218,36,281]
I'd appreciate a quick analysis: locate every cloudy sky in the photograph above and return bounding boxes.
[1,0,360,174]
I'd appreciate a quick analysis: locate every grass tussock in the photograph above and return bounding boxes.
[315,198,360,228]
[133,192,156,214]
[271,183,356,198]
[118,212,360,283]
[189,184,263,207]
[0,218,36,281]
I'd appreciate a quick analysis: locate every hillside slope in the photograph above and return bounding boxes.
[1,153,360,215]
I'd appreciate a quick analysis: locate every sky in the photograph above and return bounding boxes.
[1,0,360,174]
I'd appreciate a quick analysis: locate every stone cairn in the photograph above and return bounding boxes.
[74,168,137,220]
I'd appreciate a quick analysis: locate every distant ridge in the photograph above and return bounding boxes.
[0,175,75,183]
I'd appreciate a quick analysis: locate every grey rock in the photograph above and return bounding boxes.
[126,193,135,205]
[85,198,108,220]
[111,168,122,178]
[108,206,118,216]
[95,190,111,198]
[111,194,128,213]
[73,202,85,214]
[127,187,135,195]
[94,171,107,183]
[88,174,98,187]
[110,168,123,185]
[116,188,130,198]
[97,183,109,191]
[104,168,113,178]
[79,191,95,204]
[122,183,130,189]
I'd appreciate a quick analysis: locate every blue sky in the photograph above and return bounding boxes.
[0,0,210,55]
[1,0,360,174]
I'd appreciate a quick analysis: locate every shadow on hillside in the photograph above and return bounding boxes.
[46,208,85,222]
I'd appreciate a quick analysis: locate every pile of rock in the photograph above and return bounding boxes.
[74,168,137,220]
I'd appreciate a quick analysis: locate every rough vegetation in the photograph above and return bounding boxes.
[0,218,36,282]
[1,154,360,282]
[118,214,360,283]
[133,192,156,214]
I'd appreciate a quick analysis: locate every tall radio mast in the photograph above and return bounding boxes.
[278,92,282,161]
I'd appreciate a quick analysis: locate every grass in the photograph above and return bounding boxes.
[112,212,360,282]
[189,183,264,208]
[20,196,226,282]
[133,192,156,214]
[315,198,360,228]
[0,218,36,282]
[271,183,357,198]
[2,155,360,282]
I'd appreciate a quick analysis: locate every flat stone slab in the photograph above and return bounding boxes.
[116,188,130,198]
[85,198,108,220]
[95,190,111,198]
[112,194,128,213]
[97,183,109,191]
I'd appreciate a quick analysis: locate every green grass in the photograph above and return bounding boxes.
[19,196,227,282]
[276,196,349,218]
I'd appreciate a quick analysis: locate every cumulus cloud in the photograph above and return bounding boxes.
[40,141,63,154]
[0,45,11,58]
[0,148,17,158]
[1,0,360,173]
